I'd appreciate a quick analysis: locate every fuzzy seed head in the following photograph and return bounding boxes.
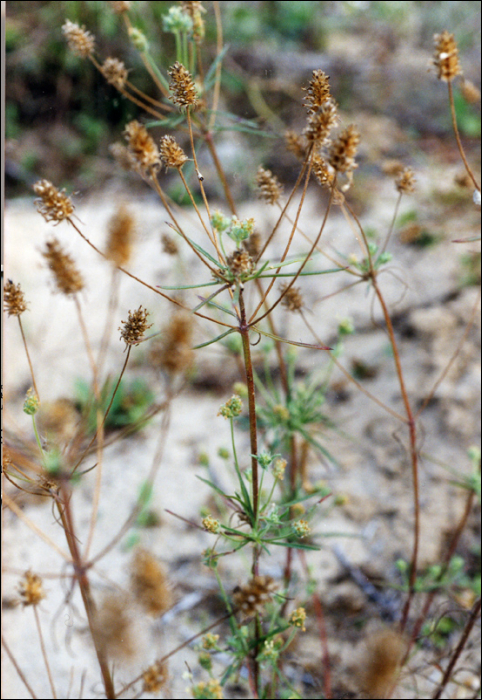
[232,575,278,622]
[4,280,27,316]
[285,130,308,160]
[168,61,198,108]
[360,629,405,699]
[280,283,303,312]
[304,99,338,145]
[124,120,160,175]
[312,154,335,189]
[226,249,255,279]
[18,571,45,606]
[109,141,138,171]
[433,31,462,82]
[130,548,173,616]
[161,233,179,255]
[149,311,194,375]
[95,592,136,660]
[256,166,283,205]
[110,1,131,13]
[181,1,206,42]
[62,19,95,58]
[119,306,152,346]
[329,125,360,173]
[395,167,416,195]
[33,179,74,224]
[461,79,481,104]
[242,231,262,259]
[302,69,332,113]
[142,661,168,695]
[105,205,136,266]
[160,135,189,169]
[42,238,84,295]
[101,57,128,90]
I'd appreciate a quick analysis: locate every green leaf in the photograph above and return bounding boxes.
[193,329,236,349]
[204,45,231,89]
[157,281,220,290]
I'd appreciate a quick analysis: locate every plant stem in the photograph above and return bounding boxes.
[448,81,480,192]
[33,606,57,699]
[17,317,40,400]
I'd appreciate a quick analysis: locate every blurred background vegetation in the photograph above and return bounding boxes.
[5,0,481,198]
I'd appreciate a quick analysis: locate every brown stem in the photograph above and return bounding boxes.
[33,606,57,699]
[203,131,237,215]
[17,317,40,400]
[2,635,38,699]
[448,81,480,192]
[432,597,481,699]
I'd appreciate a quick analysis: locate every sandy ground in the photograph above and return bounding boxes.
[3,171,481,698]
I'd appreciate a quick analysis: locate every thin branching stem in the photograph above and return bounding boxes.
[448,81,480,192]
[17,317,40,400]
[381,191,402,255]
[2,635,38,699]
[33,606,57,699]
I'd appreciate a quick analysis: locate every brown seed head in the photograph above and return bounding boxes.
[110,0,131,13]
[256,166,283,205]
[119,306,152,346]
[181,1,206,42]
[285,130,308,160]
[242,231,262,259]
[302,69,332,113]
[131,548,173,616]
[109,142,138,171]
[161,233,179,255]
[461,79,481,104]
[149,311,194,375]
[142,661,168,695]
[95,592,136,660]
[18,571,45,607]
[168,61,198,108]
[105,205,136,266]
[160,135,189,169]
[33,179,74,224]
[312,153,335,188]
[227,249,255,278]
[124,120,161,175]
[360,629,406,699]
[101,57,128,90]
[304,99,338,145]
[42,238,84,295]
[329,125,360,172]
[433,31,462,82]
[4,280,28,316]
[395,167,416,195]
[62,19,95,58]
[38,398,80,444]
[280,283,303,312]
[232,575,278,622]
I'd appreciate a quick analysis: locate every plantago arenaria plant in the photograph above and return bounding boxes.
[4,4,481,699]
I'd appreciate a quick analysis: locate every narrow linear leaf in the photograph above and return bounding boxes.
[204,45,231,89]
[253,327,331,351]
[193,329,236,349]
[157,281,220,290]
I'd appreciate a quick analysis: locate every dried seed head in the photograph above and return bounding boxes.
[161,233,179,255]
[18,571,45,606]
[227,249,255,278]
[95,592,136,660]
[109,141,138,171]
[4,280,27,316]
[181,1,206,42]
[304,99,338,145]
[312,154,335,188]
[159,135,189,169]
[433,31,462,82]
[285,130,308,160]
[110,1,131,13]
[381,159,405,177]
[280,283,303,312]
[105,205,136,266]
[242,231,262,259]
[461,79,481,104]
[360,629,405,699]
[101,57,128,90]
[124,120,161,175]
[149,311,194,375]
[168,61,198,108]
[142,661,168,695]
[37,398,80,444]
[119,306,152,346]
[62,19,95,58]
[42,238,84,295]
[302,69,332,113]
[256,166,283,205]
[33,179,74,224]
[329,125,360,173]
[131,549,173,616]
[232,575,278,622]
[395,167,416,195]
